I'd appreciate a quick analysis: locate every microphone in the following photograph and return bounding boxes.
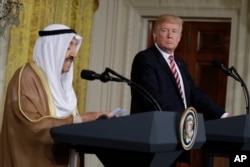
[81,67,162,111]
[212,60,231,76]
[81,69,122,82]
[81,70,100,80]
[212,60,239,81]
[212,60,250,114]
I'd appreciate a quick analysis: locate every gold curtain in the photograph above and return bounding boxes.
[5,0,98,113]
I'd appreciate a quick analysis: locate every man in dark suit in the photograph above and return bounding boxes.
[130,14,231,166]
[130,14,230,119]
[131,15,230,166]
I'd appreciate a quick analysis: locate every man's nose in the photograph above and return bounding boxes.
[167,32,173,38]
[71,49,77,57]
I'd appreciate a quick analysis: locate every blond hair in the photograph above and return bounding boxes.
[153,14,183,32]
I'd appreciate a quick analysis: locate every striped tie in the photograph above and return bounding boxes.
[169,55,184,101]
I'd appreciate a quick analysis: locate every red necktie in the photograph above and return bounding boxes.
[169,55,184,101]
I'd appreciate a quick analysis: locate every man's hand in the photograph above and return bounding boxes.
[80,111,112,122]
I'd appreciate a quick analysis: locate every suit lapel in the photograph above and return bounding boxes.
[151,46,183,94]
[151,46,177,82]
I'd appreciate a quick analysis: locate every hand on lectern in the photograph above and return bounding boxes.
[97,107,127,120]
[79,111,112,122]
[221,112,233,118]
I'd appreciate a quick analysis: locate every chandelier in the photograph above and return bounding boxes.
[0,0,23,36]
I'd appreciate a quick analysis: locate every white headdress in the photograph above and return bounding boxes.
[33,24,82,117]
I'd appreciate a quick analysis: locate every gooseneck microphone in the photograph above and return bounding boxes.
[80,68,162,111]
[81,70,122,82]
[212,60,250,114]
[81,70,100,80]
[212,60,230,75]
[212,60,239,81]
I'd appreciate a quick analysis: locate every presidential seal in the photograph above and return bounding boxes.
[179,107,198,150]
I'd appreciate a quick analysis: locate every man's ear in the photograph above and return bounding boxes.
[153,33,157,41]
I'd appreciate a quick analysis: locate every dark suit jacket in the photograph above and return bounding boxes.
[130,45,225,119]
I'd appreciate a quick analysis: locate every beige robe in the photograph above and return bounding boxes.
[0,62,74,167]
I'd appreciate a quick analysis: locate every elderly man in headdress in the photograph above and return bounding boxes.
[0,24,111,167]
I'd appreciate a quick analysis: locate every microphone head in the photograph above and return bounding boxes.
[212,60,222,69]
[81,70,98,80]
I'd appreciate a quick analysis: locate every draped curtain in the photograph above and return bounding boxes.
[4,0,98,114]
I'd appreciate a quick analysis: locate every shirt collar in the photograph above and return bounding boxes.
[154,43,174,60]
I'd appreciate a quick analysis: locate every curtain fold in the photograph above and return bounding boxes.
[4,0,99,114]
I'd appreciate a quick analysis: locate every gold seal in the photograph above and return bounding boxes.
[179,107,198,150]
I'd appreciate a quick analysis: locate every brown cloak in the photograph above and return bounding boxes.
[0,63,74,167]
